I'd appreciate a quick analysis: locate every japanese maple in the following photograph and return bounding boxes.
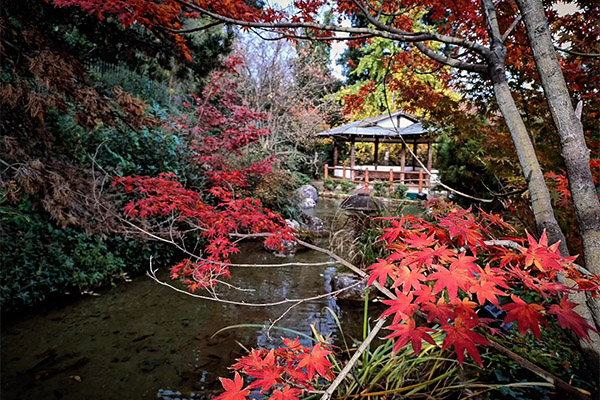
[366,199,600,366]
[112,59,294,292]
[217,337,334,400]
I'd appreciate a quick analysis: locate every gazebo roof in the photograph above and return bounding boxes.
[317,110,434,143]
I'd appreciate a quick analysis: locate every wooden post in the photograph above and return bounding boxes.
[400,143,406,184]
[374,138,379,170]
[412,140,418,170]
[350,136,356,180]
[427,141,433,171]
[427,141,433,185]
[342,165,347,181]
[333,142,338,167]
[389,170,393,196]
[418,170,424,193]
[324,164,328,180]
[365,169,369,194]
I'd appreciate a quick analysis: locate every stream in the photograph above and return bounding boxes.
[1,198,378,400]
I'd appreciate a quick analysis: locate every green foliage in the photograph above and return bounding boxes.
[252,170,300,219]
[340,180,357,193]
[0,198,176,310]
[323,178,337,191]
[480,319,594,399]
[291,171,312,186]
[392,184,408,199]
[373,181,390,197]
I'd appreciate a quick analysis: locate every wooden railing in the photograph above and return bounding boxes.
[324,165,432,194]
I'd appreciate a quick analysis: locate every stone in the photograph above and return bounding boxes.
[299,212,323,234]
[285,219,300,231]
[295,185,318,209]
[264,237,297,257]
[300,198,316,209]
[330,272,371,302]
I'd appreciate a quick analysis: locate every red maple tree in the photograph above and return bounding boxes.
[113,58,294,292]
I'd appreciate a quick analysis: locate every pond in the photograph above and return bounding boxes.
[2,198,395,400]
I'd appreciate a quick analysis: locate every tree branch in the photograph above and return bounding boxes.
[414,42,488,73]
[174,0,491,57]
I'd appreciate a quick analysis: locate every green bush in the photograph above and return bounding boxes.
[373,181,391,197]
[253,170,300,218]
[0,199,176,310]
[323,178,337,191]
[340,180,357,193]
[392,184,408,199]
[292,171,312,186]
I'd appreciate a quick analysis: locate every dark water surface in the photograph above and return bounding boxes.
[1,199,371,400]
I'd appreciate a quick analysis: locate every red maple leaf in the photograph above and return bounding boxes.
[413,285,436,305]
[503,295,547,338]
[246,350,283,392]
[519,230,566,272]
[403,233,437,248]
[548,297,599,341]
[269,387,303,400]
[391,266,425,293]
[367,259,398,287]
[421,298,454,324]
[297,343,333,381]
[442,316,488,366]
[385,318,436,354]
[427,265,472,301]
[449,252,479,275]
[213,372,250,400]
[380,291,418,323]
[468,279,506,306]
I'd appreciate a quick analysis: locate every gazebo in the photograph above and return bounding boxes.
[317,111,437,194]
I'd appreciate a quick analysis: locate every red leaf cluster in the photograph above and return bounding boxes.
[369,199,600,366]
[112,59,294,292]
[214,338,333,400]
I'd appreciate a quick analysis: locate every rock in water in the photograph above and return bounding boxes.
[295,185,318,209]
[330,273,371,302]
[285,219,300,231]
[299,212,324,234]
[264,237,297,257]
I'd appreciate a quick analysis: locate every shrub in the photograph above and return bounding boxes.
[323,178,337,191]
[0,198,176,310]
[292,171,312,186]
[253,170,299,217]
[392,184,408,199]
[340,180,356,193]
[373,181,391,197]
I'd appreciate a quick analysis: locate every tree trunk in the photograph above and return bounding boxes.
[489,61,569,255]
[515,0,600,278]
[490,57,600,379]
[515,0,600,377]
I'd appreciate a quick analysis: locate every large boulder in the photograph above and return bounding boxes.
[285,219,301,231]
[295,185,318,209]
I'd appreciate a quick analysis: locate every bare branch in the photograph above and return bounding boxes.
[147,261,366,307]
[414,42,488,73]
[502,14,522,43]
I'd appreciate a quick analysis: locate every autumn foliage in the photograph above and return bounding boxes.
[113,59,294,292]
[213,338,333,400]
[368,199,599,366]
